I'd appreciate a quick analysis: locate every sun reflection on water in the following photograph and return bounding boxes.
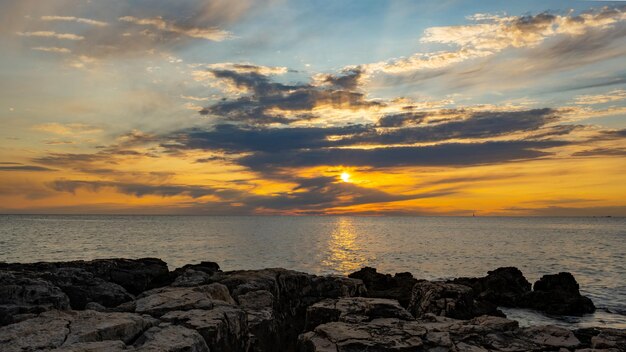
[321,217,367,274]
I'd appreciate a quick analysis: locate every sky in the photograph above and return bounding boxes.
[0,0,625,216]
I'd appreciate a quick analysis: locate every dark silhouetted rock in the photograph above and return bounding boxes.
[1,258,171,295]
[348,267,417,307]
[521,272,596,315]
[40,268,134,309]
[408,281,503,319]
[0,271,70,326]
[451,266,532,307]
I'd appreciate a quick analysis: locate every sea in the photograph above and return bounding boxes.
[0,215,624,329]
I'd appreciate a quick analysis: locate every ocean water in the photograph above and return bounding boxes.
[0,215,624,329]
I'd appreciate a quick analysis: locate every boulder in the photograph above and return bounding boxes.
[408,281,502,319]
[305,297,413,330]
[40,267,134,309]
[134,325,209,352]
[521,272,595,315]
[51,340,129,352]
[348,267,417,307]
[450,267,531,307]
[161,306,248,351]
[171,269,212,287]
[0,271,70,326]
[135,283,235,317]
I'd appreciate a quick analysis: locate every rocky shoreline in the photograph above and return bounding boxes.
[1,258,624,351]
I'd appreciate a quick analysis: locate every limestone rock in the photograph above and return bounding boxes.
[134,325,209,352]
[451,267,531,307]
[408,281,501,319]
[0,271,70,326]
[135,283,235,317]
[161,306,248,351]
[521,272,596,315]
[305,297,413,330]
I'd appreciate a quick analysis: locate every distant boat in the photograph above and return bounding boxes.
[472,211,476,217]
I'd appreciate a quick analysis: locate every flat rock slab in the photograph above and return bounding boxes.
[135,283,235,317]
[0,310,156,352]
[306,297,414,330]
[134,325,209,352]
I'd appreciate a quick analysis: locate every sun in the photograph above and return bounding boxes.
[340,172,351,183]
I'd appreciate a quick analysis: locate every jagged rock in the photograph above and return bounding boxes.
[0,271,70,326]
[51,340,130,351]
[40,268,134,309]
[237,290,276,351]
[520,325,581,348]
[348,267,417,307]
[305,297,413,330]
[161,306,248,351]
[63,310,157,345]
[172,262,221,277]
[0,310,71,352]
[135,283,235,317]
[134,325,209,352]
[451,267,531,307]
[0,310,155,351]
[298,318,427,351]
[520,272,595,315]
[1,258,171,295]
[171,269,212,287]
[408,281,502,319]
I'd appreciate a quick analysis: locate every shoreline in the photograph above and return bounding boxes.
[1,258,625,351]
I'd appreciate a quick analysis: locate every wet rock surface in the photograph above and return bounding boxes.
[0,259,621,352]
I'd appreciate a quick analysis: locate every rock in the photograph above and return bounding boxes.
[171,269,212,287]
[51,340,130,351]
[0,310,71,352]
[520,325,581,349]
[1,258,171,295]
[161,306,248,351]
[348,267,417,307]
[305,297,413,330]
[520,272,596,315]
[84,302,107,312]
[0,271,70,326]
[408,281,502,319]
[63,310,156,345]
[451,267,531,307]
[134,325,209,352]
[298,319,427,351]
[172,261,221,277]
[0,310,155,351]
[40,267,134,309]
[135,283,235,317]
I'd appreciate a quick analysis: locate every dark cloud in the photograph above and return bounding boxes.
[377,112,428,127]
[572,147,626,157]
[318,67,363,90]
[199,68,380,125]
[0,164,56,172]
[239,140,567,171]
[356,108,558,145]
[50,180,223,199]
[164,124,370,153]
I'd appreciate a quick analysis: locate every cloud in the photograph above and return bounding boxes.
[198,68,381,124]
[0,163,55,172]
[237,140,566,171]
[572,147,626,157]
[574,89,626,104]
[366,7,626,75]
[50,180,222,198]
[32,123,102,135]
[31,46,71,54]
[119,16,231,41]
[16,31,84,40]
[40,15,108,27]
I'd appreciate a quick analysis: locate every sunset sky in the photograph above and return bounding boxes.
[1,0,625,216]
